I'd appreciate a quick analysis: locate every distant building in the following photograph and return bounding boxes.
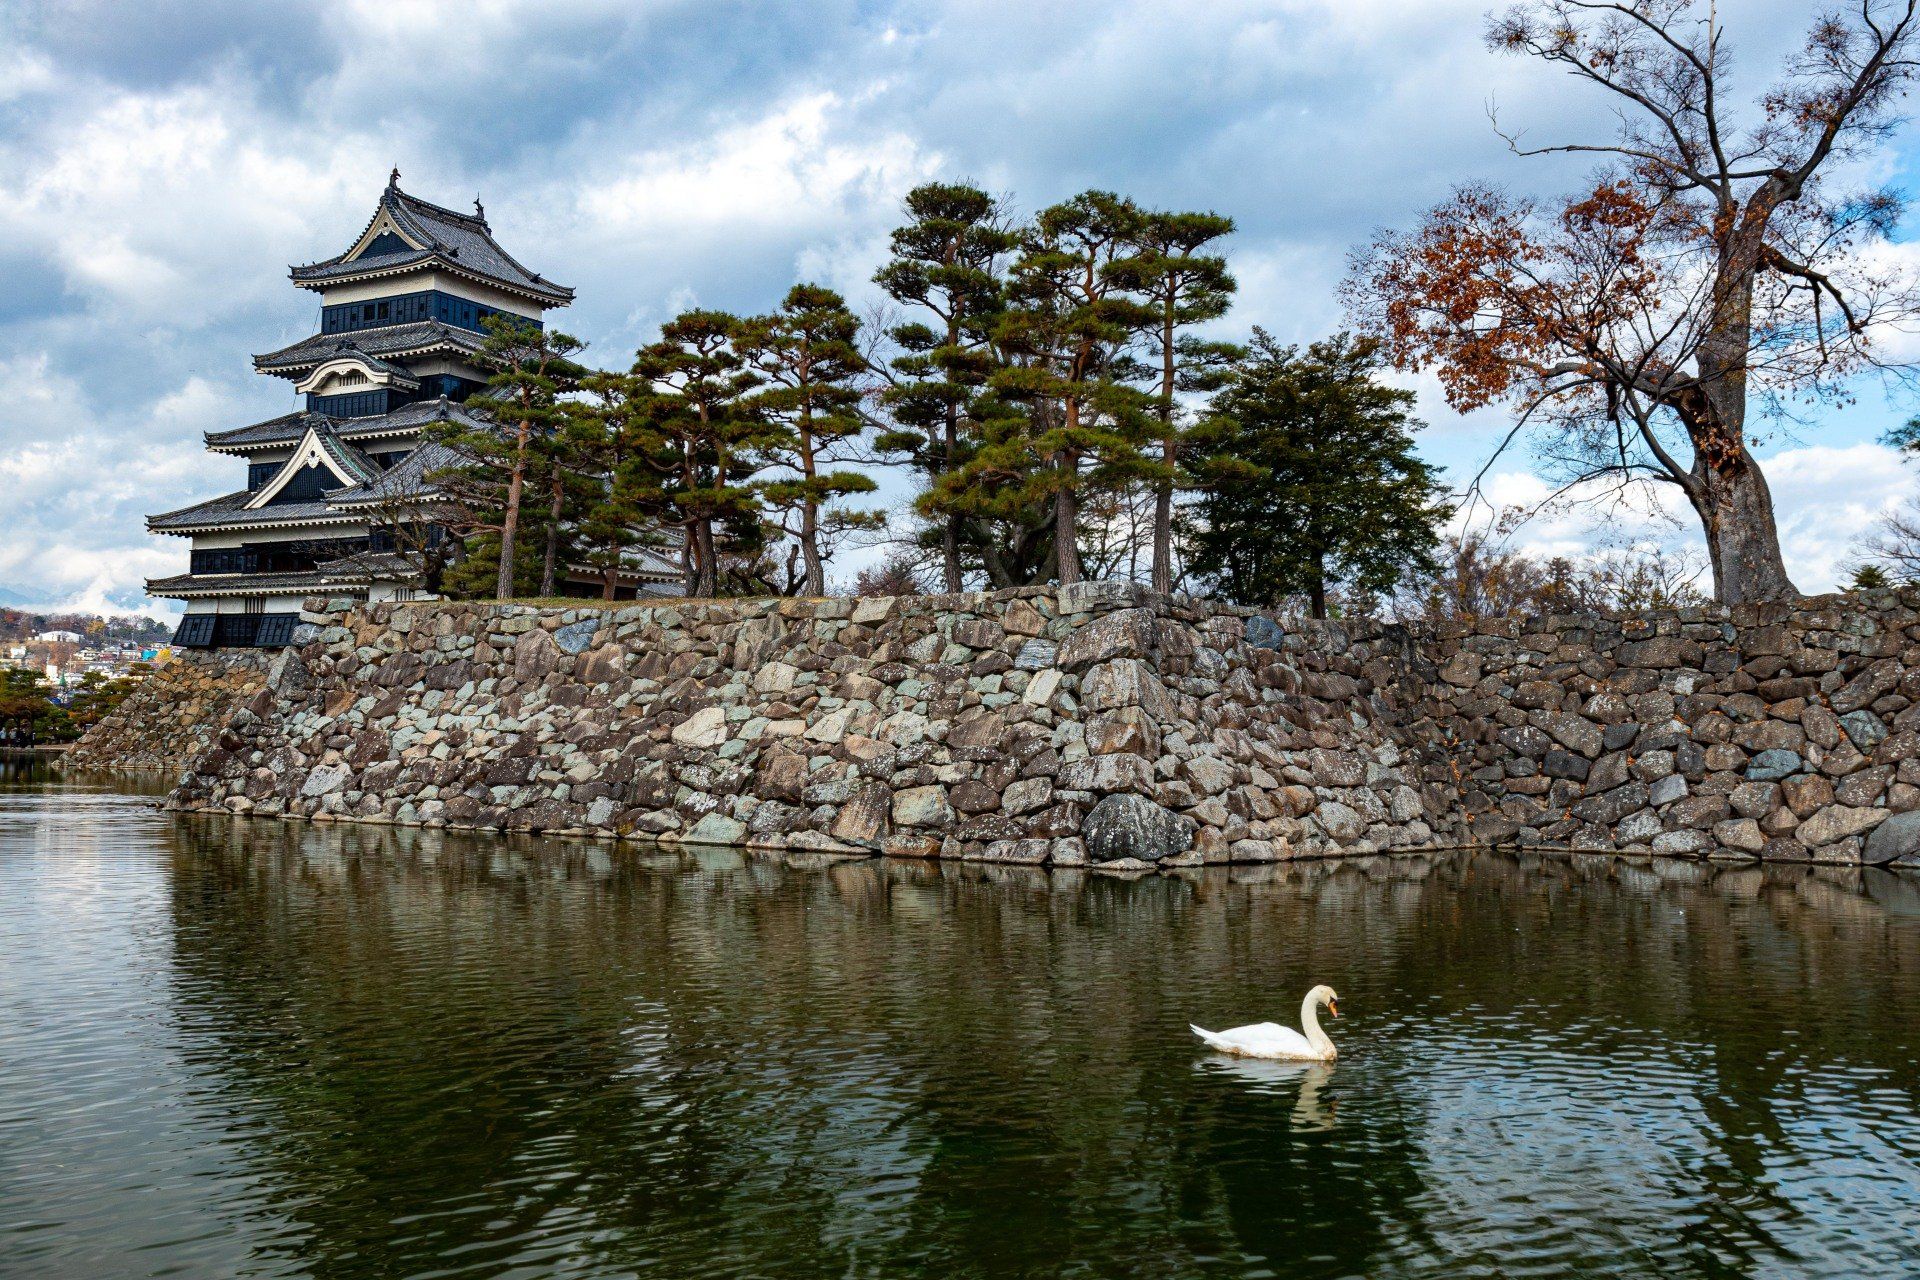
[147,172,677,649]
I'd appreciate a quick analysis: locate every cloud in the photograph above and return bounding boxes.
[0,0,1914,613]
[1465,443,1920,593]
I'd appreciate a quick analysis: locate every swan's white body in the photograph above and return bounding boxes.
[1191,985,1339,1061]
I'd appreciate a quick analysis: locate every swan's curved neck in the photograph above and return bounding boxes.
[1300,994,1336,1058]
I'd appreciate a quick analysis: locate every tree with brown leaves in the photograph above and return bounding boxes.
[1348,0,1920,604]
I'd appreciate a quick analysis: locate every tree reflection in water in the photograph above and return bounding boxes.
[4,763,1915,1280]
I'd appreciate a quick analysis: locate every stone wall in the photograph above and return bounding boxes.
[165,585,1455,867]
[158,585,1920,868]
[1409,591,1920,865]
[64,650,271,773]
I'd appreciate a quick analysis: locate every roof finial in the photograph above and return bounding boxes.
[473,194,485,220]
[388,166,401,188]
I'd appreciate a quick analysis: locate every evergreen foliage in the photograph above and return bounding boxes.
[940,191,1161,586]
[427,314,586,600]
[874,183,1031,589]
[630,311,773,598]
[400,183,1476,611]
[564,369,673,600]
[737,285,882,596]
[1187,331,1448,617]
[1115,209,1239,591]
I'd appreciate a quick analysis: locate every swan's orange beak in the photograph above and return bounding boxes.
[1329,999,1339,1018]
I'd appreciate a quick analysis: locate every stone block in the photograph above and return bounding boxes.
[1865,810,1920,865]
[1796,803,1888,847]
[1841,709,1888,749]
[1440,652,1482,688]
[1056,608,1156,670]
[1182,754,1236,796]
[1745,749,1802,781]
[1713,817,1766,852]
[1087,707,1158,757]
[1058,754,1155,794]
[1081,793,1194,863]
[829,784,891,845]
[1648,774,1688,807]
[1081,658,1168,714]
[1002,777,1054,815]
[1539,712,1603,758]
[891,785,953,829]
[672,706,728,748]
[684,812,747,845]
[1542,750,1590,781]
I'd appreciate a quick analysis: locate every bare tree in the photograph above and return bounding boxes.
[1350,0,1920,604]
[1396,508,1707,620]
[326,484,462,598]
[1856,496,1920,579]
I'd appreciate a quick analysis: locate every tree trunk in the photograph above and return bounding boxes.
[539,472,562,598]
[1055,479,1082,586]
[800,500,823,597]
[798,408,824,597]
[1151,307,1176,593]
[941,517,964,593]
[1687,220,1798,605]
[497,426,528,601]
[692,520,717,598]
[940,410,967,591]
[1309,550,1327,620]
[1683,442,1794,604]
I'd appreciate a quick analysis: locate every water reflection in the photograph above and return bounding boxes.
[1,766,1917,1278]
[1196,1059,1339,1132]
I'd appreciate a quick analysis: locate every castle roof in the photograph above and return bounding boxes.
[325,440,466,507]
[145,570,333,598]
[147,490,360,534]
[290,177,573,306]
[204,397,492,454]
[253,320,488,377]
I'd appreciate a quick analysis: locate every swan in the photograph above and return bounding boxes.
[1191,985,1340,1061]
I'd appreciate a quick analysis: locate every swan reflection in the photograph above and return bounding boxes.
[1198,1058,1338,1131]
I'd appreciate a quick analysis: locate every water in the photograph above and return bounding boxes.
[2,760,1918,1279]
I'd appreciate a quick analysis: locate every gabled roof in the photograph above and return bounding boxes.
[290,175,573,306]
[253,321,488,376]
[244,425,380,510]
[205,397,492,454]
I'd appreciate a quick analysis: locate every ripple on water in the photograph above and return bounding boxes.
[1,765,1918,1278]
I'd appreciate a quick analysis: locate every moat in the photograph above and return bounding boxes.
[3,760,1918,1278]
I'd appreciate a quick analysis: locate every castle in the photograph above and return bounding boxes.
[147,172,675,647]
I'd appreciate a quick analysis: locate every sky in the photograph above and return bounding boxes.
[3,0,1919,616]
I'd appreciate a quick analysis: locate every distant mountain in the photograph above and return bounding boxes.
[0,586,51,609]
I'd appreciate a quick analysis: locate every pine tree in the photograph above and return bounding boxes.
[873,182,1022,591]
[736,285,882,596]
[564,370,671,600]
[1118,210,1238,592]
[1851,563,1893,591]
[428,315,585,600]
[955,191,1159,586]
[631,311,769,598]
[1186,331,1448,618]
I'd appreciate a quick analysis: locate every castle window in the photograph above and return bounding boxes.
[321,289,543,336]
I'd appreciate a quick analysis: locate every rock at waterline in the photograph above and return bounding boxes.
[1864,810,1920,866]
[1081,793,1194,864]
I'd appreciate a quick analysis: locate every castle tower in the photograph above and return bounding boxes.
[146,176,581,647]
